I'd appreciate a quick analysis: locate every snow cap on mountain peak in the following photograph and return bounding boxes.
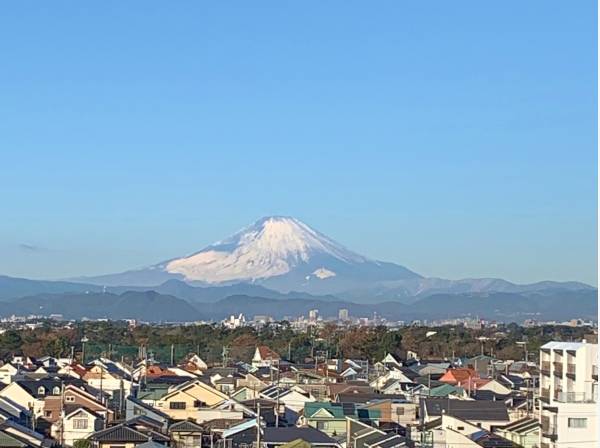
[164,215,367,283]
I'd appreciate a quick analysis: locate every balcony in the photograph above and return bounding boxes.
[540,387,550,401]
[593,365,598,380]
[554,391,597,403]
[553,362,563,376]
[541,416,557,441]
[566,363,576,378]
[541,361,551,375]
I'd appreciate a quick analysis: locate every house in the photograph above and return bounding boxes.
[0,420,51,448]
[421,398,510,430]
[466,355,495,378]
[83,360,133,397]
[0,396,31,425]
[0,365,19,385]
[180,354,208,374]
[370,369,418,392]
[476,379,512,396]
[381,354,403,369]
[427,384,465,398]
[359,399,416,426]
[146,379,229,421]
[346,418,405,448]
[493,418,539,448]
[56,407,104,447]
[253,347,281,368]
[262,427,340,448]
[43,384,113,425]
[0,379,81,417]
[88,419,170,448]
[443,414,513,448]
[168,420,204,448]
[302,402,380,437]
[125,396,170,431]
[439,368,478,386]
[260,385,315,424]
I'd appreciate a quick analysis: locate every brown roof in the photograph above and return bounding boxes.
[257,346,280,360]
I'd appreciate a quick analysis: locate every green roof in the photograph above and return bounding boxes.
[304,402,380,420]
[428,384,464,397]
[0,432,27,448]
[137,387,170,400]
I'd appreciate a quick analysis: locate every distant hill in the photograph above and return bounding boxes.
[0,288,594,323]
[0,275,102,300]
[0,291,201,322]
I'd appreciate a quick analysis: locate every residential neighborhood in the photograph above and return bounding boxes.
[0,328,595,448]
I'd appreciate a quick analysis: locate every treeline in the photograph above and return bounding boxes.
[0,320,592,365]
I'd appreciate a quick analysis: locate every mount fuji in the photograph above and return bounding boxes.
[74,216,593,298]
[77,216,421,293]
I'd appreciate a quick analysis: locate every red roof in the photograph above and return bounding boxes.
[257,346,280,360]
[439,368,478,385]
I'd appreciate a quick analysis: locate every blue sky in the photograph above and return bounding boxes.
[1,2,597,285]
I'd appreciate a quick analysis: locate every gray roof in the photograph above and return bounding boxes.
[136,441,166,448]
[263,427,337,444]
[423,398,509,422]
[169,421,204,433]
[89,424,169,443]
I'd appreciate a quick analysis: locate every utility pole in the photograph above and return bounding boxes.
[81,336,89,364]
[275,359,280,427]
[255,403,261,448]
[170,344,175,366]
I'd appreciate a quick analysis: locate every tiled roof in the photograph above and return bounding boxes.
[257,346,280,360]
[0,432,27,448]
[169,421,204,432]
[89,425,150,442]
[263,427,336,444]
[423,398,509,421]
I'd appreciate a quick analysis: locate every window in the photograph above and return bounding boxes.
[193,400,206,408]
[53,386,61,395]
[65,396,75,402]
[396,408,405,416]
[170,402,186,410]
[37,386,45,395]
[568,418,587,428]
[73,419,88,430]
[44,411,52,417]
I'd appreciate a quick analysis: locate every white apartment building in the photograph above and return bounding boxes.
[539,340,598,448]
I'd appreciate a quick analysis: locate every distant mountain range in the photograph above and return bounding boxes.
[0,287,596,323]
[0,216,596,323]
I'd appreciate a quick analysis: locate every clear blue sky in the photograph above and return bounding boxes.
[1,2,597,285]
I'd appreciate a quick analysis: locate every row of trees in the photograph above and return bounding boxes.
[0,320,591,365]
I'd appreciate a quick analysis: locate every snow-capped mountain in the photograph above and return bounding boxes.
[78,216,421,292]
[74,216,594,298]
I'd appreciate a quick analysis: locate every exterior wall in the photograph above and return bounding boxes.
[61,412,103,447]
[539,342,598,448]
[171,432,202,448]
[307,418,346,437]
[445,430,479,448]
[0,383,43,416]
[154,382,228,420]
[0,365,18,384]
[44,391,112,424]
